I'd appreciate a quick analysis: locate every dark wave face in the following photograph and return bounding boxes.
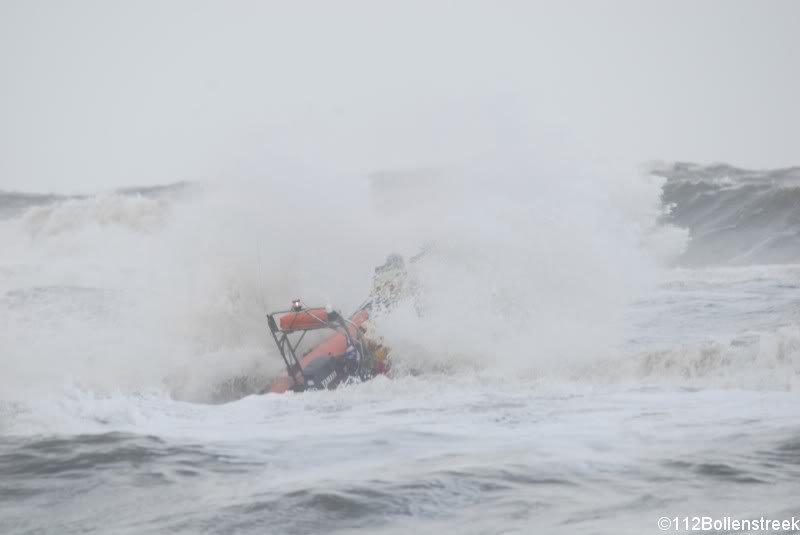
[655,162,800,266]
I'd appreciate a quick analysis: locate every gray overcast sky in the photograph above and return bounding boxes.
[0,0,798,192]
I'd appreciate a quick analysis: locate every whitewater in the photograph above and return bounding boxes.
[3,162,800,534]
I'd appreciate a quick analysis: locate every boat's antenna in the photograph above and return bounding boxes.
[256,238,269,315]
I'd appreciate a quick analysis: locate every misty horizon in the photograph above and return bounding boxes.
[2,1,799,193]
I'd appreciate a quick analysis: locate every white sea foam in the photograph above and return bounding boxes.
[0,147,690,406]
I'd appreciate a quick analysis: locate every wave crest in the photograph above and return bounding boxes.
[20,193,172,238]
[655,162,800,266]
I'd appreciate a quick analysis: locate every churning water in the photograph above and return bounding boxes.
[3,162,800,534]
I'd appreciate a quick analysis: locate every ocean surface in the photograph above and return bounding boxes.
[2,163,800,534]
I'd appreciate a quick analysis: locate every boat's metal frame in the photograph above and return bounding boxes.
[266,305,365,391]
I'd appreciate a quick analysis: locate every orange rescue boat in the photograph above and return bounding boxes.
[266,300,389,393]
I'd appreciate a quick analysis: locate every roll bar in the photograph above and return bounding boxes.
[266,304,361,386]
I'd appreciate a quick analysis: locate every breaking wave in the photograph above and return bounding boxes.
[0,151,688,402]
[588,325,800,391]
[0,182,193,221]
[655,162,800,266]
[3,159,800,402]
